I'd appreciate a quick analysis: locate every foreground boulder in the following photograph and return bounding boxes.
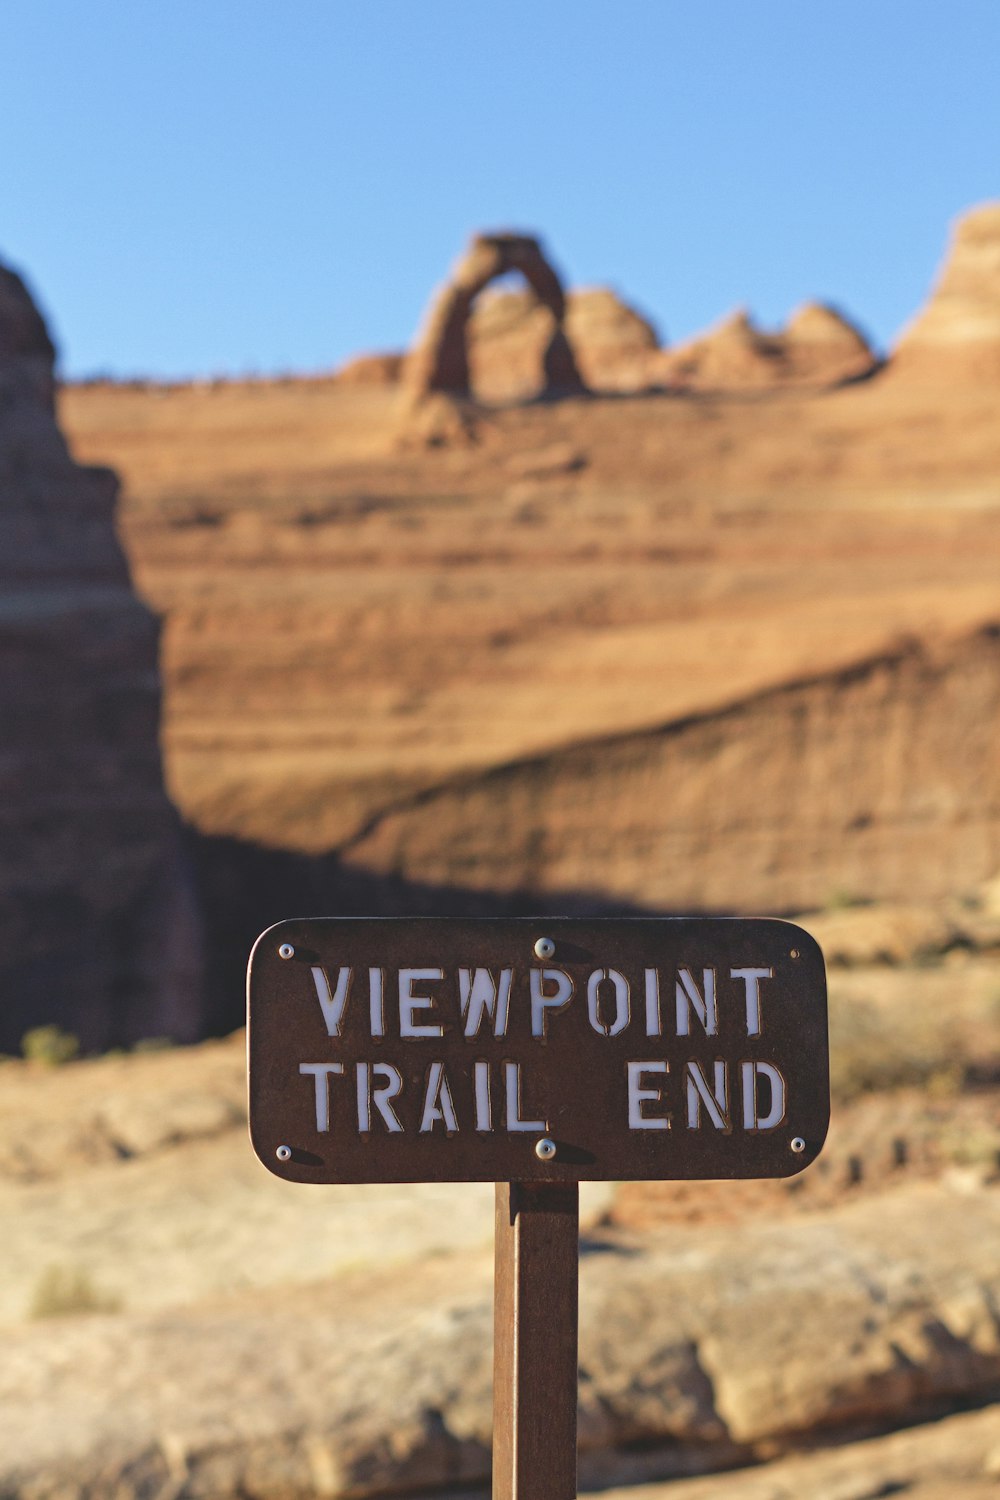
[603,1403,1000,1500]
[4,1180,1000,1497]
[0,258,201,1049]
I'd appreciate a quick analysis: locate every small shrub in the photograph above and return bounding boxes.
[29,1265,121,1319]
[825,888,869,912]
[21,1025,79,1067]
[132,1036,174,1053]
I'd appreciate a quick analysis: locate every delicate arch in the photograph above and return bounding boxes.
[406,232,585,400]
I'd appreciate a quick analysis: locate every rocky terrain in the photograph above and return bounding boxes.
[3,934,1000,1499]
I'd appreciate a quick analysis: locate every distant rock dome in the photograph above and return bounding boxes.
[661,303,875,391]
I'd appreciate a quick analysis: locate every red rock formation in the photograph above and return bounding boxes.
[661,304,874,391]
[338,236,874,400]
[469,286,661,400]
[405,232,585,403]
[0,259,202,1050]
[567,287,661,390]
[893,202,1000,380]
[661,309,783,389]
[782,302,876,384]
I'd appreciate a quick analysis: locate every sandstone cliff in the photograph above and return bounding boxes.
[0,259,201,1050]
[894,201,1000,380]
[57,200,1000,1008]
[342,628,1000,914]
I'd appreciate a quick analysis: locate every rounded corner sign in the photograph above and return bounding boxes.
[247,916,829,1185]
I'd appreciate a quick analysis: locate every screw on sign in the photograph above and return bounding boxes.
[247,917,829,1500]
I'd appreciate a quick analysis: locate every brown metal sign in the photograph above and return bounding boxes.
[247,917,829,1184]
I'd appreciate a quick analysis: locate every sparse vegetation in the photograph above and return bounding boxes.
[824,888,869,912]
[132,1036,175,1053]
[21,1025,79,1067]
[29,1265,121,1320]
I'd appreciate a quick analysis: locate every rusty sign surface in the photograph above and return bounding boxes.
[247,917,829,1184]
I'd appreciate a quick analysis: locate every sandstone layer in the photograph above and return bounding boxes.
[601,1405,1000,1500]
[342,627,1000,914]
[0,260,201,1051]
[894,201,1000,380]
[59,318,1000,988]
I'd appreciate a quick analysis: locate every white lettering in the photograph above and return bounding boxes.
[587,968,630,1036]
[676,968,717,1036]
[356,1062,369,1131]
[398,968,444,1037]
[730,967,772,1037]
[504,1062,546,1132]
[685,1060,730,1130]
[357,1061,404,1132]
[626,1060,670,1130]
[459,967,512,1037]
[474,1059,492,1132]
[741,1061,786,1130]
[529,968,574,1037]
[299,1061,344,1132]
[369,967,385,1037]
[310,966,352,1037]
[420,1061,459,1133]
[644,968,661,1036]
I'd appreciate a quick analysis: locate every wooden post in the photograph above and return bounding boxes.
[493,1181,580,1500]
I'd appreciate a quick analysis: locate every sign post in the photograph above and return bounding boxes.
[248,916,828,1499]
[494,1181,579,1500]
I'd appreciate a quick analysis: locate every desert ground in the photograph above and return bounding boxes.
[4,944,1000,1496]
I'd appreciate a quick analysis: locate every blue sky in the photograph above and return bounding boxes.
[2,1,998,379]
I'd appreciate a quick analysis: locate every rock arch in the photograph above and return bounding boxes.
[406,232,586,401]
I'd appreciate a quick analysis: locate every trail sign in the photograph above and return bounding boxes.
[248,914,828,1500]
[247,916,828,1184]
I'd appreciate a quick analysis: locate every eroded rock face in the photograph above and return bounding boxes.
[341,628,1000,915]
[405,232,586,402]
[0,258,202,1050]
[893,202,1000,379]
